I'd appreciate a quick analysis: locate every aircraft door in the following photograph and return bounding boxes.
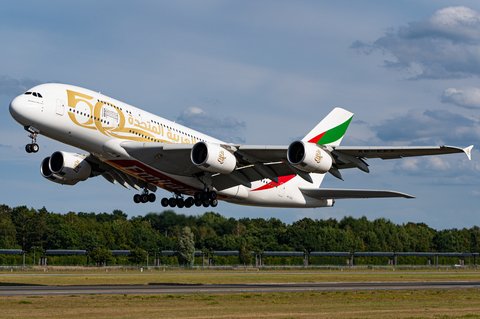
[56,99,65,115]
[278,184,286,197]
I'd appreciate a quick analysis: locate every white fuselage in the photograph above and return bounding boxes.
[9,83,332,208]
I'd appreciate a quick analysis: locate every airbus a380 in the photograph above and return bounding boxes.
[9,83,473,209]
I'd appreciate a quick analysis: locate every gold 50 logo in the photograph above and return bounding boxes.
[66,89,199,145]
[66,89,161,143]
[66,90,126,138]
[314,149,323,164]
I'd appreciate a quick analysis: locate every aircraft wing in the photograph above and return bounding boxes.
[332,145,473,160]
[120,141,295,190]
[300,188,414,199]
[120,141,473,191]
[234,144,473,163]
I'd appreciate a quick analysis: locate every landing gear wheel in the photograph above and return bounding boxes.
[133,194,141,203]
[148,193,156,203]
[168,198,176,207]
[141,194,149,203]
[195,199,202,207]
[210,199,218,207]
[194,192,202,201]
[209,191,217,200]
[185,197,194,208]
[203,198,210,207]
[31,143,39,153]
[177,201,184,209]
[161,198,169,207]
[25,144,32,153]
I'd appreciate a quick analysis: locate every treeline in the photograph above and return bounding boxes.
[1,204,480,254]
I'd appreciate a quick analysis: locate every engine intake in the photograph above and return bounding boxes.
[287,141,333,174]
[191,142,236,174]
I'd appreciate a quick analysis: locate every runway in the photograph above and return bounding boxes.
[1,281,479,296]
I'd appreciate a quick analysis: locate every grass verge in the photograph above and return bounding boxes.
[1,289,480,318]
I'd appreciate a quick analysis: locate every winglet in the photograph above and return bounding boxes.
[464,145,474,161]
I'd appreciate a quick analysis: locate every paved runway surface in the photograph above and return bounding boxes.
[1,281,479,296]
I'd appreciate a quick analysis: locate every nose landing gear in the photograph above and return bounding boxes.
[24,126,40,153]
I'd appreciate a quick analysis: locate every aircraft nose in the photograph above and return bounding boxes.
[9,94,27,124]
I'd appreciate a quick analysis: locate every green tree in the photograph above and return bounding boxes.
[89,248,113,266]
[0,206,17,249]
[129,247,147,265]
[238,240,252,265]
[177,226,195,266]
[11,206,36,250]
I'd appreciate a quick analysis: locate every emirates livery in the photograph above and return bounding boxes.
[9,83,473,209]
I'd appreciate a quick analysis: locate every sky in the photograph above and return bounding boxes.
[1,1,479,230]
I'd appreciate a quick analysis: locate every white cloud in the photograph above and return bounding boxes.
[371,109,480,146]
[177,107,246,144]
[404,6,480,42]
[177,106,245,129]
[392,152,480,185]
[0,75,42,96]
[470,190,480,196]
[441,87,480,109]
[352,6,480,79]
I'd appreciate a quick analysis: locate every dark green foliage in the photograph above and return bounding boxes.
[238,240,252,265]
[128,247,147,265]
[176,226,195,266]
[89,248,113,266]
[0,204,479,267]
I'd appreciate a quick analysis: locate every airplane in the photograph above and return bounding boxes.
[9,83,474,209]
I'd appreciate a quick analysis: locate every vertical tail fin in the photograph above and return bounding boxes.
[302,107,354,147]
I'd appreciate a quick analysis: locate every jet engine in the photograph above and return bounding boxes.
[191,142,236,174]
[40,151,92,185]
[287,141,333,174]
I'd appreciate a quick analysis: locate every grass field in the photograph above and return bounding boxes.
[1,289,480,318]
[1,268,480,318]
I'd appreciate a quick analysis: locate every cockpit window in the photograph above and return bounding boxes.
[25,92,43,98]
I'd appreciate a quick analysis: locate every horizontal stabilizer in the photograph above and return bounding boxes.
[300,188,414,199]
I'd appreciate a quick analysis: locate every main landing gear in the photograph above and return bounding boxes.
[161,191,217,209]
[25,127,39,153]
[133,189,156,204]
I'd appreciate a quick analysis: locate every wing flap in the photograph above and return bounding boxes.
[300,188,414,199]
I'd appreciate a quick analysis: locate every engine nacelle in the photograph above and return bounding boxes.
[41,157,78,185]
[191,142,236,174]
[287,141,333,174]
[40,151,92,185]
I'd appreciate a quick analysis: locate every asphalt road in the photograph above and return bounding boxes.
[1,281,479,296]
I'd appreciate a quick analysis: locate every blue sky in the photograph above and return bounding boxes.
[1,1,479,230]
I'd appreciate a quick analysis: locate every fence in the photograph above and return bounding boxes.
[0,249,478,267]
